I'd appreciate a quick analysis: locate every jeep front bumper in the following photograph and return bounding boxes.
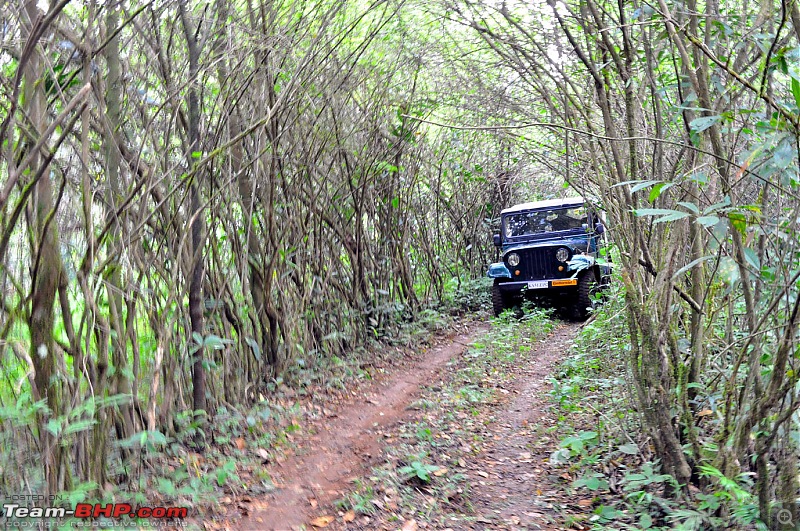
[496,278,578,292]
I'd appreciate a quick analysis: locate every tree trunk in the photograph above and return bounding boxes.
[179,3,207,447]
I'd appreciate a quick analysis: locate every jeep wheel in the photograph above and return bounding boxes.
[492,281,513,317]
[574,273,598,320]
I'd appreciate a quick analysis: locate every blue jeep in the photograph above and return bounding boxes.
[487,197,611,319]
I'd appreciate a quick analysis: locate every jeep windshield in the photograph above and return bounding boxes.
[503,206,587,238]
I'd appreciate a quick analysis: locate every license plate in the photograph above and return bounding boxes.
[551,279,578,287]
[527,281,548,289]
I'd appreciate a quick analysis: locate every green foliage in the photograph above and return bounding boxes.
[116,430,169,452]
[440,276,493,313]
[336,480,378,515]
[190,332,234,355]
[551,430,600,464]
[215,460,239,487]
[398,457,440,482]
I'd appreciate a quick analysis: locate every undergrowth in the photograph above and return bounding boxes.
[550,285,773,531]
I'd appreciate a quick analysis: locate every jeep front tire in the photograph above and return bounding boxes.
[492,280,512,317]
[575,272,598,320]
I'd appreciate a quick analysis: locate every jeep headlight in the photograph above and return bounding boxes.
[507,253,520,267]
[555,247,570,263]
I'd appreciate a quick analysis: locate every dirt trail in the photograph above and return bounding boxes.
[466,322,582,530]
[239,323,489,530]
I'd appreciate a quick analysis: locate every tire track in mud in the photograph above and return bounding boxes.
[237,323,490,531]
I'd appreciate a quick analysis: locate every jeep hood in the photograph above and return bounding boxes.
[501,236,593,255]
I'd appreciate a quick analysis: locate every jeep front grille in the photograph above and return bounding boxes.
[510,248,566,280]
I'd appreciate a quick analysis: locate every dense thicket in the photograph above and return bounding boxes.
[4,0,799,528]
[446,0,800,527]
[0,0,551,496]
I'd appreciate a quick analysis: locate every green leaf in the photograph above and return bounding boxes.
[688,172,708,185]
[719,256,740,284]
[626,180,661,192]
[672,255,714,279]
[639,513,653,529]
[192,332,203,345]
[46,419,62,436]
[634,208,680,216]
[203,334,233,350]
[245,337,261,360]
[653,211,691,223]
[618,443,639,455]
[64,419,96,436]
[689,115,722,133]
[157,477,177,496]
[728,212,747,234]
[696,215,720,227]
[677,201,700,214]
[612,179,648,188]
[792,77,800,110]
[116,430,168,449]
[634,208,690,223]
[703,196,731,216]
[743,248,760,271]
[773,140,795,169]
[649,182,674,202]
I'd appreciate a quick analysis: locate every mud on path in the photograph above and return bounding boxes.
[465,322,582,530]
[237,322,489,530]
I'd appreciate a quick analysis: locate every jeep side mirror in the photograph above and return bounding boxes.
[595,223,605,235]
[493,233,501,247]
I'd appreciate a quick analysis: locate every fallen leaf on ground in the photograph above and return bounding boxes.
[401,519,418,531]
[577,499,593,507]
[343,510,356,522]
[256,448,270,460]
[371,499,385,510]
[310,515,334,528]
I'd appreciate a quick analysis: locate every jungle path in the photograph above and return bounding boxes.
[463,321,582,530]
[238,321,490,530]
[229,320,581,530]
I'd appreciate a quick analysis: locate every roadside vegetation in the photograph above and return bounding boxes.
[551,284,778,531]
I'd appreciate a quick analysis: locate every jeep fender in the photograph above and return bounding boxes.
[487,262,512,279]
